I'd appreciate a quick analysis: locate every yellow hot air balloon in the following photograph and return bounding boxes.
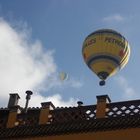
[82,29,130,86]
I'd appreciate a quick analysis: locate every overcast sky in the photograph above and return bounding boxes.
[0,0,140,108]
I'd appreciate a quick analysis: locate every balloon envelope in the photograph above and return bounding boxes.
[59,72,68,81]
[82,29,130,80]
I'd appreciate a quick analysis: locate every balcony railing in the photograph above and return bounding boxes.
[1,98,140,128]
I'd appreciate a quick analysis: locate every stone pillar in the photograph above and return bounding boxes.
[39,102,55,125]
[96,95,111,119]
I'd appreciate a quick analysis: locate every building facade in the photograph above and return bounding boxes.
[0,94,140,140]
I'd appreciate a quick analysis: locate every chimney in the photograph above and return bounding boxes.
[24,90,33,113]
[77,101,83,106]
[96,95,111,118]
[39,102,55,125]
[41,102,55,109]
[7,106,19,128]
[8,93,20,108]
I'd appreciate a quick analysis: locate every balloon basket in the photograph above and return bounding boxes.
[99,80,105,86]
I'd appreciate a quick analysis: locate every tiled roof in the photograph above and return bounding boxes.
[0,115,140,139]
[1,97,140,139]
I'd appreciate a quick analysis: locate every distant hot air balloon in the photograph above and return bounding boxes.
[82,29,130,86]
[59,72,68,81]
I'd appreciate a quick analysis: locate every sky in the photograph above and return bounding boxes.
[0,0,140,108]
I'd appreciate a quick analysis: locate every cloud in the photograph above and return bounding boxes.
[36,72,83,92]
[102,14,125,22]
[68,78,83,88]
[30,94,78,107]
[114,76,138,99]
[0,18,79,107]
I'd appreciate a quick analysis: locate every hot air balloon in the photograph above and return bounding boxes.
[59,72,68,81]
[82,29,130,86]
